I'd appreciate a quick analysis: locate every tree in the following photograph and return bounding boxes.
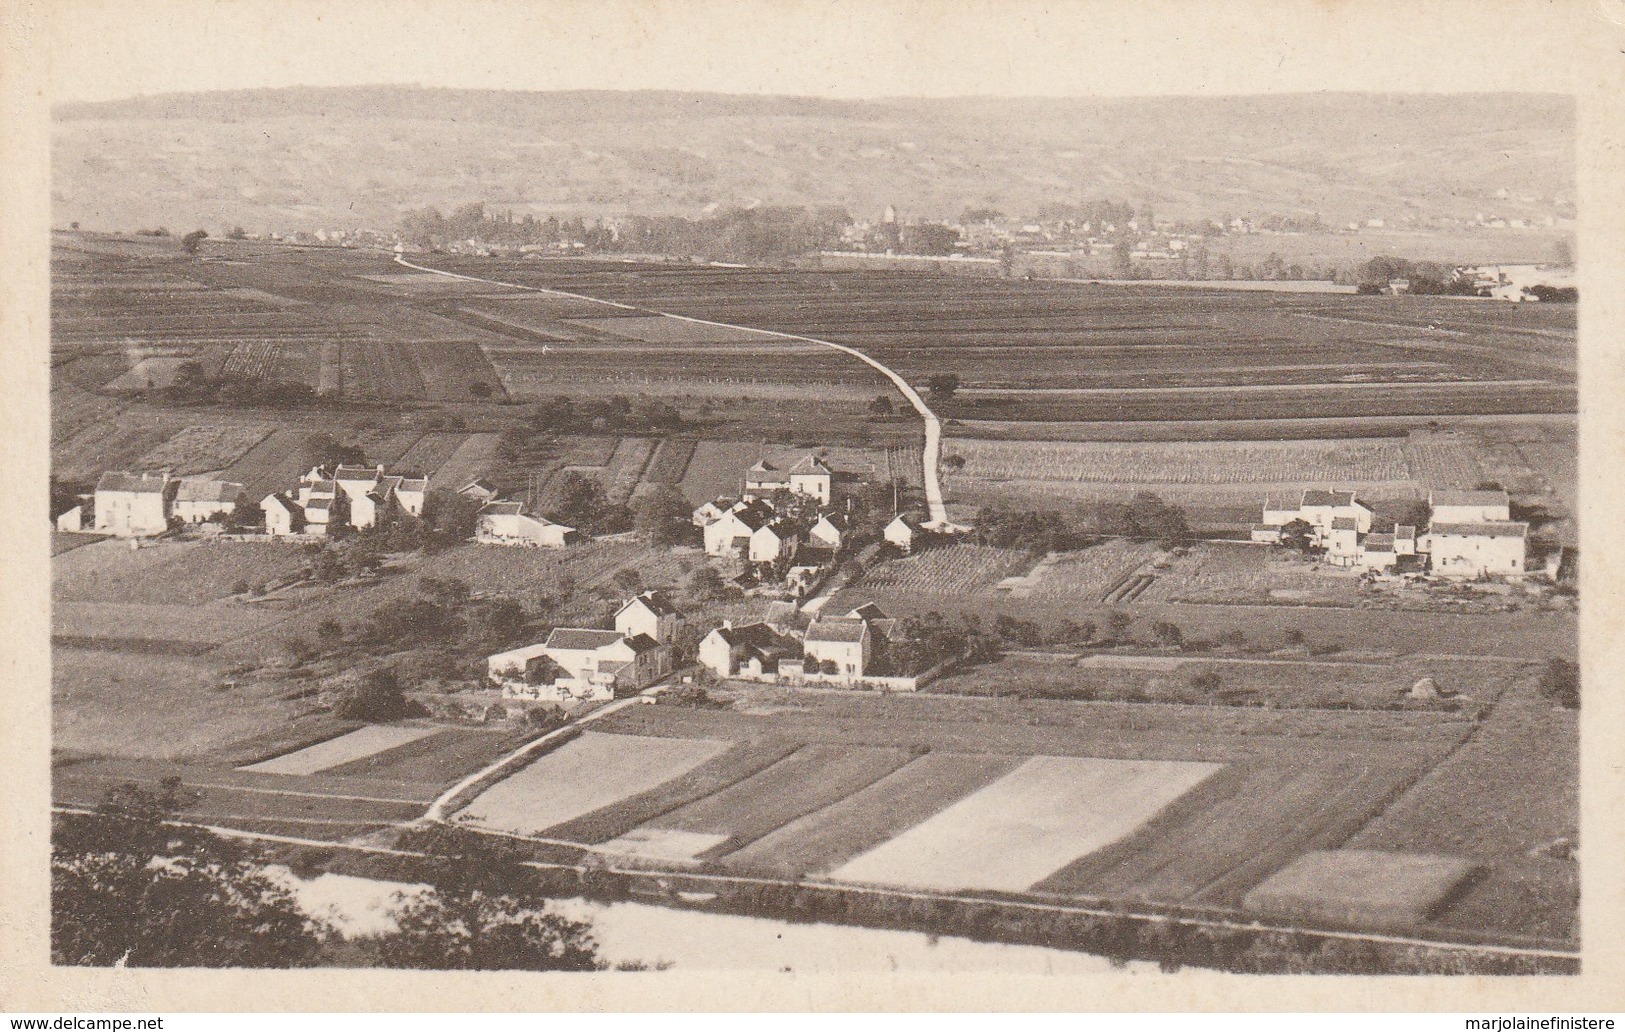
[300,433,365,471]
[926,373,961,401]
[52,778,331,967]
[226,226,248,240]
[612,567,644,593]
[549,472,627,535]
[868,395,894,417]
[1189,669,1223,694]
[682,564,726,603]
[1280,518,1316,553]
[226,494,263,532]
[1106,611,1133,644]
[180,229,208,254]
[333,667,419,722]
[630,484,694,546]
[468,381,495,399]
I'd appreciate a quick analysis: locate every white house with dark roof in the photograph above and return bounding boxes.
[692,496,739,528]
[702,499,774,557]
[93,471,179,536]
[808,511,849,550]
[475,501,577,547]
[173,479,245,524]
[787,454,835,504]
[261,493,307,537]
[457,478,499,503]
[616,590,679,644]
[750,516,803,563]
[1356,532,1399,571]
[802,615,872,681]
[885,512,927,552]
[698,620,800,679]
[488,598,676,702]
[743,460,790,499]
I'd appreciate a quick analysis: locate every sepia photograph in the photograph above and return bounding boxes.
[5,0,1624,1013]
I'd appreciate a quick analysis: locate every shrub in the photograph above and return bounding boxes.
[1189,669,1223,693]
[1151,621,1184,647]
[1538,658,1579,709]
[333,668,421,722]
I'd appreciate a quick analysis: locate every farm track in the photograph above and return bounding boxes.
[394,255,951,527]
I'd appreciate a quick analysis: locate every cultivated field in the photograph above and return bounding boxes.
[849,545,1033,600]
[943,438,1410,485]
[242,724,445,776]
[459,732,732,836]
[53,539,311,605]
[828,756,1222,893]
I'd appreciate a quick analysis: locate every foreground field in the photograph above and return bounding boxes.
[438,684,1571,943]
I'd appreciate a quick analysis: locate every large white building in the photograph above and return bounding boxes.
[487,594,678,702]
[93,471,178,537]
[1428,489,1510,525]
[1425,521,1529,579]
[475,501,577,547]
[173,479,245,524]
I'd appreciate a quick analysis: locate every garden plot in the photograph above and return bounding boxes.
[241,725,445,776]
[827,756,1221,893]
[458,732,730,836]
[941,438,1410,485]
[137,424,274,476]
[1241,849,1476,930]
[722,751,1025,878]
[603,744,913,862]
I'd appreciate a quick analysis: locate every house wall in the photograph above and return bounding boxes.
[93,490,170,536]
[750,528,795,563]
[803,637,868,678]
[1428,534,1526,578]
[1432,503,1511,523]
[884,524,915,551]
[790,473,832,504]
[697,633,737,677]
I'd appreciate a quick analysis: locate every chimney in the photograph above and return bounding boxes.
[722,619,732,630]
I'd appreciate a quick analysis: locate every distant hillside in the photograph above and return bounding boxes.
[52,87,1574,235]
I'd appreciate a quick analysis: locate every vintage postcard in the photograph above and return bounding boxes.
[2,0,1623,1013]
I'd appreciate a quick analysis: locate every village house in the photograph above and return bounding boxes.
[1356,532,1399,571]
[742,454,835,504]
[173,479,245,524]
[808,511,849,550]
[54,496,93,533]
[697,620,800,679]
[616,590,680,644]
[261,493,307,537]
[802,615,872,681]
[1255,489,1373,546]
[487,595,678,702]
[691,496,739,528]
[750,516,803,564]
[1425,521,1529,579]
[884,512,927,552]
[475,501,578,548]
[93,471,179,537]
[1394,525,1418,556]
[701,499,774,557]
[1324,516,1362,567]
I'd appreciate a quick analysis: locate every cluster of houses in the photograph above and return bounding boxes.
[262,465,428,536]
[487,590,680,704]
[57,471,250,537]
[692,456,846,593]
[485,588,911,705]
[1252,487,1530,579]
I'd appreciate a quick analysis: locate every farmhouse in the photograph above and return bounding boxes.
[750,516,803,564]
[93,471,179,537]
[692,496,739,528]
[885,513,927,552]
[260,493,307,536]
[1356,532,1399,571]
[488,596,678,702]
[1325,516,1362,567]
[1425,521,1529,579]
[1256,489,1373,548]
[55,500,91,533]
[475,501,578,548]
[697,620,800,678]
[173,479,245,524]
[702,499,774,557]
[293,463,428,532]
[616,590,680,644]
[808,511,849,550]
[802,616,873,681]
[742,454,834,504]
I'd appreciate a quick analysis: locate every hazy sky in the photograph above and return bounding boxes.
[49,0,1586,104]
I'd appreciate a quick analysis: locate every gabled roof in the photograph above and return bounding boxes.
[1330,516,1359,531]
[397,477,428,493]
[545,628,626,651]
[805,617,870,643]
[177,479,243,503]
[747,460,779,473]
[333,464,383,481]
[306,478,338,496]
[305,497,333,512]
[1301,489,1357,508]
[262,493,303,516]
[814,511,849,530]
[96,471,173,494]
[888,512,926,531]
[1395,525,1417,540]
[1429,521,1528,539]
[712,621,797,656]
[459,478,497,497]
[620,590,677,617]
[480,500,525,516]
[1429,488,1509,507]
[760,516,802,537]
[730,506,773,532]
[377,475,405,494]
[1364,533,1396,551]
[789,454,834,475]
[847,602,888,622]
[621,633,665,654]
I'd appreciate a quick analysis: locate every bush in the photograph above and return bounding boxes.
[1189,669,1223,693]
[333,668,422,722]
[1151,621,1184,647]
[1538,658,1579,709]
